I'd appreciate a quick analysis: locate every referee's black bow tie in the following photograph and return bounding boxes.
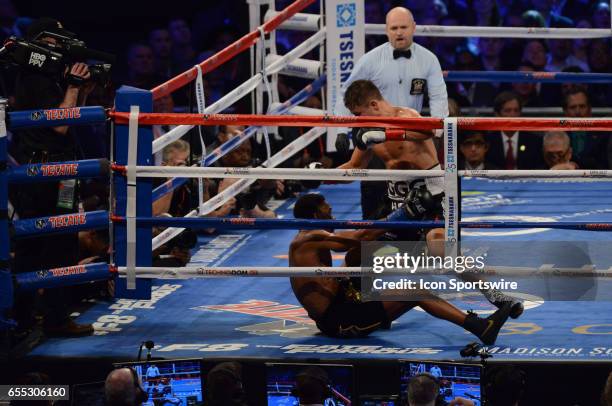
[393,49,411,59]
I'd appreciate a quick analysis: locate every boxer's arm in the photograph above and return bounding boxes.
[402,129,434,141]
[335,229,386,241]
[338,147,373,170]
[305,230,362,251]
[398,108,434,140]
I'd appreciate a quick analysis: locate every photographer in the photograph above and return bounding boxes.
[215,125,283,218]
[9,18,96,337]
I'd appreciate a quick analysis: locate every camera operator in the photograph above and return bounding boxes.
[9,18,95,337]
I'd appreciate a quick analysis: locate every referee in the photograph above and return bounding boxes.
[335,7,449,219]
[337,7,448,118]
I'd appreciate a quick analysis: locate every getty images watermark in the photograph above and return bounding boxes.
[360,240,609,302]
[370,250,519,292]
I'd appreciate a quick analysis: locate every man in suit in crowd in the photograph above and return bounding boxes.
[486,91,544,170]
[459,131,500,170]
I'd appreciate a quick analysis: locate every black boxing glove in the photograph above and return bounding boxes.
[386,187,436,221]
[353,127,386,150]
[301,161,323,189]
[335,132,351,155]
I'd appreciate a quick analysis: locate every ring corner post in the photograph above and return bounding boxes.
[114,87,152,299]
[443,117,459,258]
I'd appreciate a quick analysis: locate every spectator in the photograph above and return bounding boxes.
[510,62,543,107]
[530,0,574,27]
[591,1,611,28]
[484,365,525,406]
[152,93,176,165]
[365,0,385,23]
[0,0,22,41]
[560,0,593,22]
[448,46,480,107]
[216,125,280,218]
[503,9,524,27]
[586,39,612,107]
[406,373,474,406]
[105,368,147,406]
[125,42,156,89]
[498,0,528,21]
[403,0,433,22]
[205,362,247,406]
[459,131,499,170]
[571,20,592,71]
[153,140,195,217]
[205,26,249,109]
[560,66,588,101]
[479,37,504,71]
[602,371,612,406]
[546,37,589,72]
[168,18,196,73]
[365,1,387,49]
[542,131,579,170]
[522,40,548,71]
[294,366,331,406]
[149,28,174,79]
[413,15,439,50]
[588,39,611,73]
[563,89,607,168]
[487,91,544,169]
[521,9,546,27]
[467,0,501,26]
[407,373,438,406]
[499,10,526,69]
[471,37,505,105]
[435,16,467,70]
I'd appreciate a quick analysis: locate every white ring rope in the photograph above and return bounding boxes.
[367,24,612,38]
[132,167,445,181]
[271,11,611,38]
[461,170,612,178]
[117,266,612,279]
[128,166,612,182]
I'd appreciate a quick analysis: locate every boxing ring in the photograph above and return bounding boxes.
[22,180,612,361]
[2,0,612,364]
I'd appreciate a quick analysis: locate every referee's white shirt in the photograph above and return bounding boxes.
[335,41,449,119]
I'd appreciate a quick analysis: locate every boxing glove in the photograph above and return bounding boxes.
[335,132,351,155]
[301,161,323,189]
[353,127,386,150]
[386,187,436,221]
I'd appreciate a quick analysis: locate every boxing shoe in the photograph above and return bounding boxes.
[484,289,524,319]
[464,303,511,346]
